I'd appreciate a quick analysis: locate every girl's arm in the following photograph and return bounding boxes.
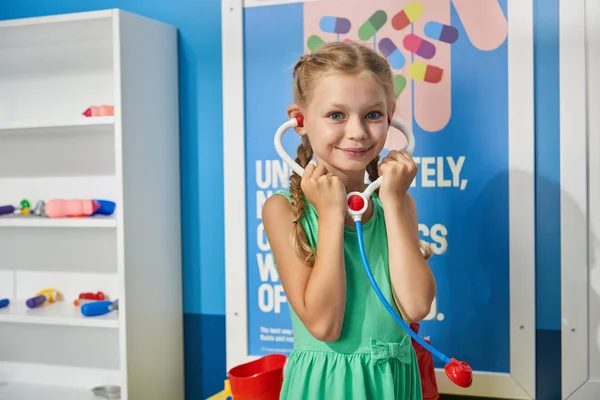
[383,194,436,322]
[262,195,346,342]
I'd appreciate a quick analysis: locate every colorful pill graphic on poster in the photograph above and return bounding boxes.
[358,10,387,41]
[392,1,424,31]
[307,34,326,51]
[378,38,405,69]
[393,74,407,96]
[404,34,436,59]
[319,16,351,34]
[408,62,443,83]
[424,21,459,44]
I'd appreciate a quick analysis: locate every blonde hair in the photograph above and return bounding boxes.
[289,42,433,265]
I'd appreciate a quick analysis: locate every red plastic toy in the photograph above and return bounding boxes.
[411,323,439,400]
[228,354,287,400]
[82,105,114,117]
[445,358,473,388]
[79,291,105,300]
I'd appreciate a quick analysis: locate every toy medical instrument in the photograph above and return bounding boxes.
[274,115,473,388]
[0,199,44,216]
[0,199,115,218]
[26,288,60,309]
[79,291,105,301]
[81,298,118,317]
[44,199,116,218]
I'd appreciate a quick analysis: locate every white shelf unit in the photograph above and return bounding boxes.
[0,9,184,400]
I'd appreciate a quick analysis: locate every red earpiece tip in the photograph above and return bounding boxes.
[387,115,391,124]
[445,359,473,388]
[295,115,304,127]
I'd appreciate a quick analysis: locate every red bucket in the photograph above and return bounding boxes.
[228,354,287,400]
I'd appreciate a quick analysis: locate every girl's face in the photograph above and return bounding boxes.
[299,72,390,178]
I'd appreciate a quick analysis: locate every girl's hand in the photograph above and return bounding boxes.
[377,150,418,206]
[301,163,347,219]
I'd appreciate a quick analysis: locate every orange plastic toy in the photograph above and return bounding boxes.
[228,354,287,400]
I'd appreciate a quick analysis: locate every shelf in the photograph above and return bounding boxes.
[0,300,118,328]
[0,117,114,137]
[0,215,116,228]
[0,9,184,397]
[0,382,105,400]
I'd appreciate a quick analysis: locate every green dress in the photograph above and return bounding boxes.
[274,191,423,400]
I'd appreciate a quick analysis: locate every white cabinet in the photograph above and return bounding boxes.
[0,9,184,399]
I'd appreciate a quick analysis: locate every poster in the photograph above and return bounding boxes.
[244,0,510,373]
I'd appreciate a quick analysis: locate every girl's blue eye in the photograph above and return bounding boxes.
[329,112,343,120]
[366,112,382,119]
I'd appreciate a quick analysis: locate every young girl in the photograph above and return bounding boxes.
[262,41,436,400]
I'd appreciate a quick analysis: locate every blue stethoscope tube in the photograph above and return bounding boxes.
[355,221,451,364]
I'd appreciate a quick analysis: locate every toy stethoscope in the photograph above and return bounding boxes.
[274,115,473,388]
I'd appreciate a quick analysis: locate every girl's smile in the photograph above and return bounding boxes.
[335,145,374,159]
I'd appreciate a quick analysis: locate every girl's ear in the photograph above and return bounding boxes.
[387,104,397,125]
[287,103,304,135]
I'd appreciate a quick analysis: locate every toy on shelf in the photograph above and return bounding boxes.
[0,205,15,216]
[92,200,116,216]
[44,199,115,218]
[0,199,116,219]
[0,199,45,216]
[26,288,62,309]
[19,199,31,215]
[81,298,118,317]
[73,291,106,306]
[82,105,114,117]
[0,298,9,309]
[80,291,106,300]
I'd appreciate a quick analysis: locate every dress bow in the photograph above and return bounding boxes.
[370,336,412,366]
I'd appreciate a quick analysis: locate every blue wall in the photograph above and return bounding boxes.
[0,0,562,399]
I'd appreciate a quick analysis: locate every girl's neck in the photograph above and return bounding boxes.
[313,159,368,192]
[343,180,367,194]
[335,170,368,194]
